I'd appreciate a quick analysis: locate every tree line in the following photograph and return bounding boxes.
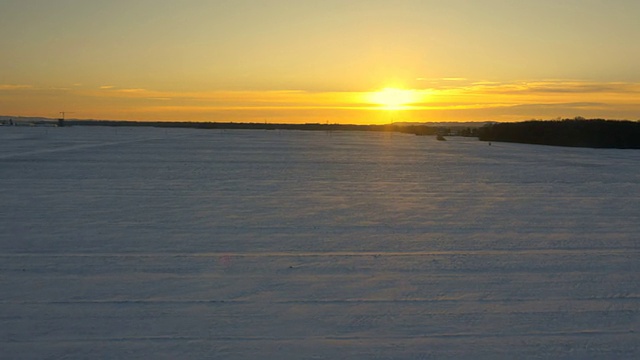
[477,118,640,149]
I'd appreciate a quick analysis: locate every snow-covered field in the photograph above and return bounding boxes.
[1,126,638,359]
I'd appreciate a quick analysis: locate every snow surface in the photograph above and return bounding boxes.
[1,126,638,359]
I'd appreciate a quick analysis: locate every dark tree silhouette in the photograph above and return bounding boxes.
[478,119,640,149]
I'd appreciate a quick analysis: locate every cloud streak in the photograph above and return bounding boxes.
[84,88,368,109]
[0,84,32,90]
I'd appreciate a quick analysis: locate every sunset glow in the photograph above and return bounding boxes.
[1,1,640,123]
[368,88,425,111]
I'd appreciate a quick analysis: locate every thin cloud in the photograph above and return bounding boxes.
[83,88,362,108]
[516,102,607,108]
[464,80,640,95]
[0,84,32,90]
[416,77,468,83]
[118,88,147,93]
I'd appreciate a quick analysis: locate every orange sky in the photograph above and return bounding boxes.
[2,1,640,123]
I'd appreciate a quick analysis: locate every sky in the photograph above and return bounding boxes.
[1,0,640,124]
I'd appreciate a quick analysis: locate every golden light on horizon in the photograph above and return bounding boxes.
[2,2,640,123]
[367,88,425,111]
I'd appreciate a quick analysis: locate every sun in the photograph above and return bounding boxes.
[369,88,422,110]
[368,87,422,110]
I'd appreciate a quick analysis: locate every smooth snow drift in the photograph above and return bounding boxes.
[1,126,638,359]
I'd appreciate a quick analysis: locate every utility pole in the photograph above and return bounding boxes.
[58,111,73,127]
